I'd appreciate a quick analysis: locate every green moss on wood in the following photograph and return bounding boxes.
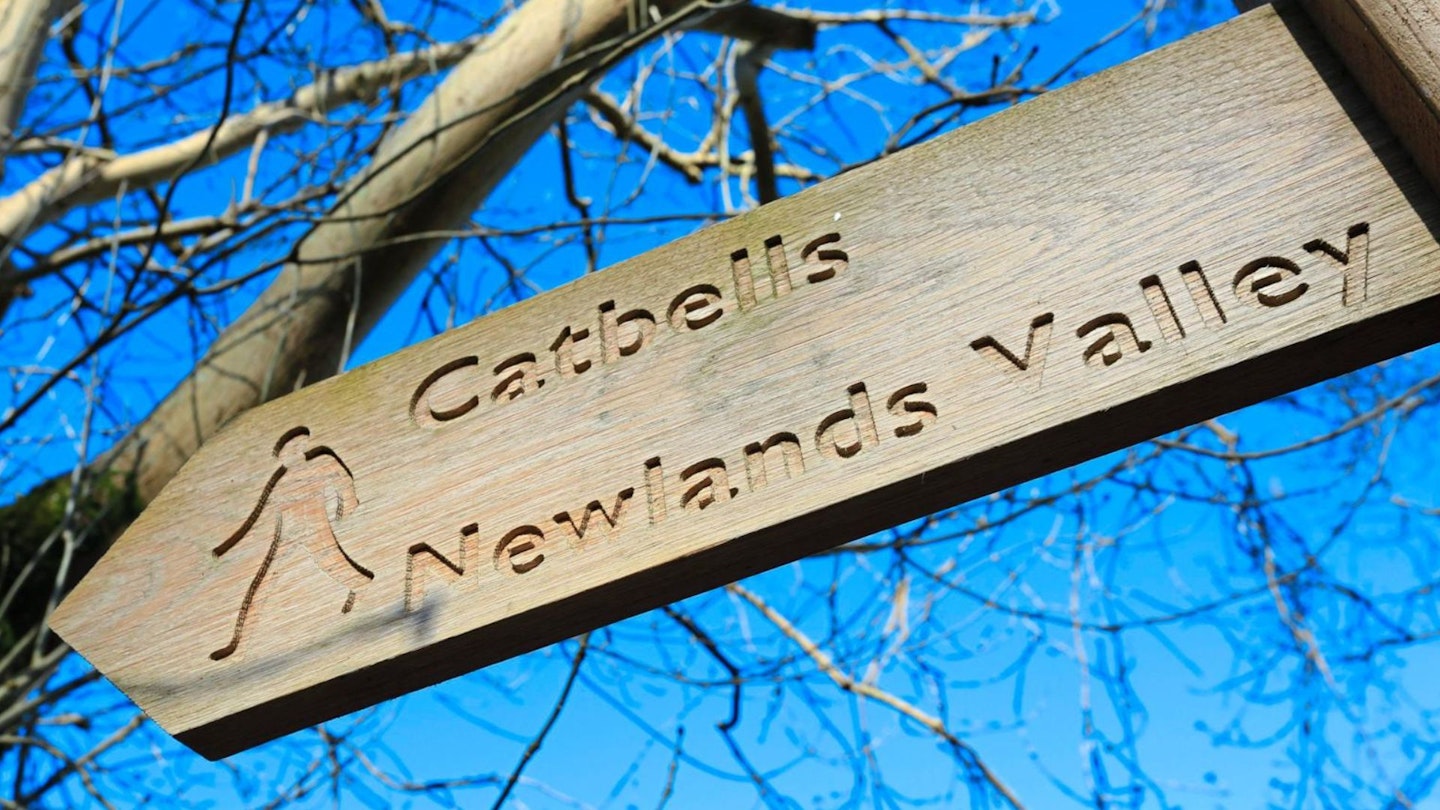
[0,470,142,662]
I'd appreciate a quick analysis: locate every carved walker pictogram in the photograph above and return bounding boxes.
[210,427,374,661]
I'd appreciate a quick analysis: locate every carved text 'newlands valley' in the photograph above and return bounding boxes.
[199,220,1376,658]
[398,221,1371,620]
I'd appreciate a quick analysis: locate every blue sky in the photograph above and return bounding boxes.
[10,0,1440,807]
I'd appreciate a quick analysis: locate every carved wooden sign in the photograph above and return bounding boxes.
[51,4,1440,759]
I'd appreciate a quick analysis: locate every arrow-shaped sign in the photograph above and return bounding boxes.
[52,2,1440,759]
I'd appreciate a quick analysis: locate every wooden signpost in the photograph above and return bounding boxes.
[51,0,1440,760]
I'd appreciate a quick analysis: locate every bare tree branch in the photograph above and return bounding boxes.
[728,582,1027,809]
[732,40,777,203]
[0,0,78,156]
[0,34,483,252]
[102,0,719,504]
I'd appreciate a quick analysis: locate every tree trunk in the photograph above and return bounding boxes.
[0,0,76,151]
[0,0,813,686]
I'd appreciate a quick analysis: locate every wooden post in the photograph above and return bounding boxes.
[51,2,1440,759]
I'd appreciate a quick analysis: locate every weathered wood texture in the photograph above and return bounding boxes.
[1242,0,1440,193]
[52,3,1440,759]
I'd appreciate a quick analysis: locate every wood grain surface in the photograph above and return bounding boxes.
[51,2,1440,759]
[1262,0,1440,194]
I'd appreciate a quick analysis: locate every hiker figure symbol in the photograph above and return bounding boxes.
[211,427,374,661]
